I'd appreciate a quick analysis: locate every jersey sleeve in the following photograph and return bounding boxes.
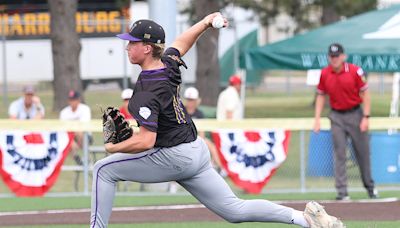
[354,66,368,91]
[128,92,160,132]
[162,47,187,69]
[161,47,188,86]
[316,70,326,95]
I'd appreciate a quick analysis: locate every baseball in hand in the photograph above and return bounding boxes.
[212,16,225,28]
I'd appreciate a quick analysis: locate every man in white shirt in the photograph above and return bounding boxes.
[60,90,91,121]
[8,85,45,119]
[216,75,243,120]
[59,90,92,169]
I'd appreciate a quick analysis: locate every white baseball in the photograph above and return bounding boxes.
[212,16,224,29]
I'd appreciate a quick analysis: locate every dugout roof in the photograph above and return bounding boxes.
[241,4,400,72]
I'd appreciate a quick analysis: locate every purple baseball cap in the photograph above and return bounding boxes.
[117,19,165,44]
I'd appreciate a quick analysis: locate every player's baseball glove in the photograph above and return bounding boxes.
[102,107,133,144]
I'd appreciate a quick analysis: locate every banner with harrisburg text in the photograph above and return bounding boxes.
[212,129,290,194]
[0,131,74,197]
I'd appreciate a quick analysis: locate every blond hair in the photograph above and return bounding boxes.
[143,42,165,59]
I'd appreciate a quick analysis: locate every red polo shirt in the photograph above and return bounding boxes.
[317,62,368,111]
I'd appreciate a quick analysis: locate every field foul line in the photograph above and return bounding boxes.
[0,197,397,217]
[274,197,398,204]
[0,204,205,216]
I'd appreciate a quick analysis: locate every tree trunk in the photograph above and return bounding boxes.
[321,4,340,25]
[193,0,221,106]
[48,0,82,111]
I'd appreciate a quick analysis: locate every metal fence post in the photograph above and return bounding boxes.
[121,19,128,89]
[1,18,8,107]
[300,130,306,193]
[83,132,89,195]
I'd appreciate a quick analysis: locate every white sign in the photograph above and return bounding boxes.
[306,69,322,86]
[363,11,400,39]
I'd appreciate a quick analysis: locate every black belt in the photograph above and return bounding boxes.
[331,105,360,113]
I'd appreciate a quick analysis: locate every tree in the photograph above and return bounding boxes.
[48,0,82,111]
[192,0,222,106]
[232,0,377,34]
[227,0,281,42]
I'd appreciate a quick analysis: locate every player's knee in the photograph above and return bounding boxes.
[92,160,109,177]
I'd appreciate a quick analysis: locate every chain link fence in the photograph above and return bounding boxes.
[265,130,400,194]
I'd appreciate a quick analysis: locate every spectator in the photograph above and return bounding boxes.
[8,85,45,119]
[119,88,134,119]
[59,90,92,166]
[183,87,222,170]
[313,43,377,200]
[216,75,242,120]
[183,87,204,118]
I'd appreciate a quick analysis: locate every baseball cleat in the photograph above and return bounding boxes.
[304,201,345,228]
[368,188,379,199]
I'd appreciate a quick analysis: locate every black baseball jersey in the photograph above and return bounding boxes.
[128,47,197,147]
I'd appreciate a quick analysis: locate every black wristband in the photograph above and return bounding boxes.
[363,115,370,118]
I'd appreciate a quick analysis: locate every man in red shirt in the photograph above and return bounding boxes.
[313,43,377,200]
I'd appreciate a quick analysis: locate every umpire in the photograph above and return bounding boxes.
[313,43,377,200]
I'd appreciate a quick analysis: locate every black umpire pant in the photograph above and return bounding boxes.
[328,106,375,196]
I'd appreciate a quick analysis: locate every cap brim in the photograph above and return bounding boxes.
[116,33,142,42]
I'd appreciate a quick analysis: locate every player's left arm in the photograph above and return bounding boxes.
[105,126,156,154]
[171,12,227,57]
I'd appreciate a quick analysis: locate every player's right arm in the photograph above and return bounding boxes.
[106,91,159,154]
[314,71,326,133]
[171,12,227,57]
[313,94,325,133]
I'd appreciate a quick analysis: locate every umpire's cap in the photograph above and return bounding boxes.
[117,20,165,44]
[328,43,344,57]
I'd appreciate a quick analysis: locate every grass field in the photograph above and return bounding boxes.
[1,191,400,212]
[1,193,399,227]
[0,86,398,227]
[0,87,392,119]
[3,221,400,228]
[0,88,397,194]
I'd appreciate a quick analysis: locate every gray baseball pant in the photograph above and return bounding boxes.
[329,108,375,196]
[90,137,294,228]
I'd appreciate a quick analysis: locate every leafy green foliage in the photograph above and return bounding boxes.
[224,0,377,33]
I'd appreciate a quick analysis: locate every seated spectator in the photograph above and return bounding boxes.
[119,88,134,119]
[59,90,92,166]
[8,85,45,119]
[184,87,204,119]
[183,87,222,172]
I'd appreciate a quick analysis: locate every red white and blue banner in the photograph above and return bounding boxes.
[212,129,290,194]
[0,131,74,197]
